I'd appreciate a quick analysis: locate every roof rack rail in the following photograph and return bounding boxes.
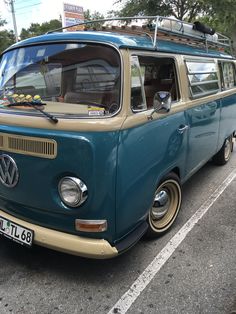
[46,16,232,52]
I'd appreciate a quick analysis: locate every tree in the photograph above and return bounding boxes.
[115,0,236,52]
[0,16,6,27]
[20,19,62,40]
[115,0,210,22]
[83,10,104,28]
[0,29,15,53]
[200,0,236,34]
[0,16,15,54]
[116,0,236,26]
[195,0,236,53]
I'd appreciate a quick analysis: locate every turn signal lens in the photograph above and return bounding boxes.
[75,219,107,232]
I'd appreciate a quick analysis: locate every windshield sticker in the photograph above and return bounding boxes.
[88,106,105,116]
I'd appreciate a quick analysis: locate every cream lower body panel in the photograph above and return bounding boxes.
[0,210,118,259]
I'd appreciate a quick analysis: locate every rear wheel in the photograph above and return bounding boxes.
[212,136,233,166]
[147,172,182,237]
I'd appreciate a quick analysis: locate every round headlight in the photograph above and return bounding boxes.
[58,177,88,207]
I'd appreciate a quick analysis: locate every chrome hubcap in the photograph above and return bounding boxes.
[224,139,231,160]
[151,189,170,220]
[149,179,181,231]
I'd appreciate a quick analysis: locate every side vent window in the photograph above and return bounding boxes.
[130,56,147,112]
[186,60,219,98]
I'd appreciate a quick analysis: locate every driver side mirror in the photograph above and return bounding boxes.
[153,91,172,113]
[148,91,172,120]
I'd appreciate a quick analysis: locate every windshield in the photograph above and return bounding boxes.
[0,43,121,117]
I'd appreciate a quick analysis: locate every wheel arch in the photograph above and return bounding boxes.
[170,167,181,180]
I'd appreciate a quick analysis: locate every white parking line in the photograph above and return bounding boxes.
[108,169,236,314]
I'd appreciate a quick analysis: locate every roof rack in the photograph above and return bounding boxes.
[47,16,232,53]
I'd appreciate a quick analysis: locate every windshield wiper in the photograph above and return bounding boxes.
[6,102,58,124]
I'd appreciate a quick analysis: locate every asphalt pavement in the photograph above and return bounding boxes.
[0,150,235,314]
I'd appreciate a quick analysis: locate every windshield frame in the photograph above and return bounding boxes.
[0,40,123,119]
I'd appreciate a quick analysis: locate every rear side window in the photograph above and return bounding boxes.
[219,61,236,90]
[185,59,219,98]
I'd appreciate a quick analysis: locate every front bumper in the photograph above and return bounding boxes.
[0,210,118,259]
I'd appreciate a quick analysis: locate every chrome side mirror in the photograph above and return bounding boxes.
[148,91,172,120]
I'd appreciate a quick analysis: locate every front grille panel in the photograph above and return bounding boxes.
[0,133,57,159]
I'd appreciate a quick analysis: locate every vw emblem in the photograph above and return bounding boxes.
[0,154,19,188]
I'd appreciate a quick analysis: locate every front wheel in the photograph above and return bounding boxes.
[212,136,233,166]
[147,172,182,237]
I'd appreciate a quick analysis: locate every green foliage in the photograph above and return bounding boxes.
[115,0,236,52]
[0,17,6,27]
[200,0,236,35]
[83,10,104,28]
[116,0,210,22]
[0,29,15,54]
[20,19,62,40]
[192,0,236,53]
[0,16,15,54]
[116,0,236,26]
[84,10,104,21]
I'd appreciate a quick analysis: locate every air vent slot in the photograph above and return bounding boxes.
[0,134,3,148]
[0,133,57,159]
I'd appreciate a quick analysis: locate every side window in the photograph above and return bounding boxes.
[219,62,236,90]
[185,60,219,98]
[130,55,179,112]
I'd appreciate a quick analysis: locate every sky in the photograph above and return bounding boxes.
[0,0,120,34]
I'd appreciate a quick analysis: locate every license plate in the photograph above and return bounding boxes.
[0,216,34,247]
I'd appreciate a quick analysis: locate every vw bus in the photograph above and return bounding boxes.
[0,16,235,258]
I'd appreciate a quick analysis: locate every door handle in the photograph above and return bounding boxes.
[178,125,189,134]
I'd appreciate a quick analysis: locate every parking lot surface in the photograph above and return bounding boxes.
[0,151,235,314]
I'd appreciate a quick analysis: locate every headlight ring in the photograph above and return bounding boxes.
[58,176,88,207]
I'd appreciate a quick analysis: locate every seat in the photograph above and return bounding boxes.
[144,79,159,108]
[158,64,177,100]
